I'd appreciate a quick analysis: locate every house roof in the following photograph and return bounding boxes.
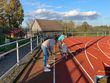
[32,19,63,32]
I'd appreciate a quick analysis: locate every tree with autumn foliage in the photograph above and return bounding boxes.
[0,0,24,44]
[0,0,24,30]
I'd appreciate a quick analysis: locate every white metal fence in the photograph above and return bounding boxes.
[0,35,42,79]
[66,31,109,37]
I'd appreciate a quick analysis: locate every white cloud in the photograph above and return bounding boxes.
[26,8,99,20]
[81,11,97,16]
[64,10,80,16]
[22,1,63,9]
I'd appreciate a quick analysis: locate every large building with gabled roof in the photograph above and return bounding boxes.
[27,19,75,38]
[31,19,63,33]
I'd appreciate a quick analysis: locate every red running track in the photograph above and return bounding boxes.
[58,36,110,83]
[20,36,110,83]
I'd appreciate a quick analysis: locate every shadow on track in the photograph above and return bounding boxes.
[70,36,105,56]
[14,37,105,83]
[64,37,105,82]
[68,43,83,48]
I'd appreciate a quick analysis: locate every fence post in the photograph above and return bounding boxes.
[37,35,38,46]
[40,37,42,43]
[16,41,19,66]
[72,31,74,37]
[104,32,106,36]
[102,32,103,36]
[30,37,33,54]
[97,32,98,36]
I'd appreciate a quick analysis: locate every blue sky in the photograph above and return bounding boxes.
[20,0,110,26]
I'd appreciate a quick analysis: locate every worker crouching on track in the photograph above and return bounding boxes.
[57,34,68,59]
[60,42,68,59]
[41,37,56,72]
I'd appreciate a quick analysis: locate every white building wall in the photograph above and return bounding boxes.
[31,21,42,32]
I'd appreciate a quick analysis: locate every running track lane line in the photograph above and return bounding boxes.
[71,38,95,70]
[76,37,110,74]
[79,37,110,69]
[66,39,94,83]
[53,45,56,83]
[97,38,110,66]
[85,38,110,60]
[70,53,94,83]
[85,41,95,70]
[87,52,98,60]
[97,40,110,59]
[84,37,110,67]
[74,38,99,60]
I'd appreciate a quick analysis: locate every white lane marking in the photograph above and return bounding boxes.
[87,52,98,60]
[97,41,110,59]
[103,62,110,67]
[74,38,95,70]
[75,38,100,57]
[67,39,94,83]
[96,38,110,67]
[85,42,94,70]
[71,52,94,83]
[53,46,56,83]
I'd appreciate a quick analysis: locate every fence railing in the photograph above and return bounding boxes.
[66,31,109,37]
[0,35,42,79]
